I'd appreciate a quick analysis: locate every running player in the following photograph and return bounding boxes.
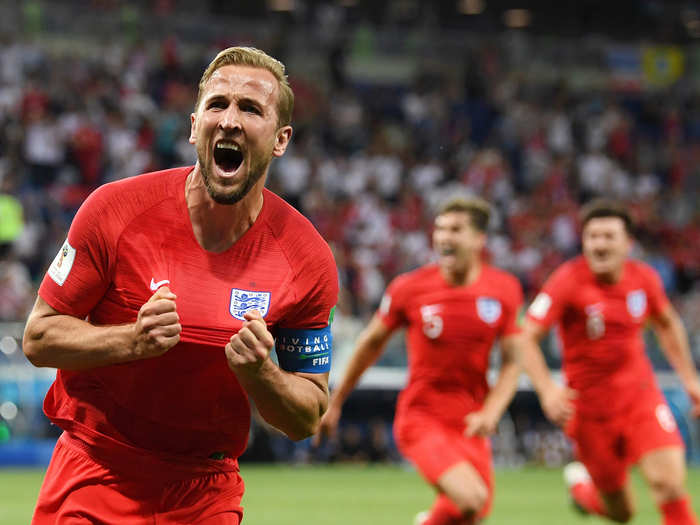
[521,198,700,524]
[316,197,524,525]
[23,47,338,524]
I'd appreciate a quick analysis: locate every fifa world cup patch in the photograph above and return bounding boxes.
[528,292,552,319]
[229,289,271,320]
[275,326,332,373]
[48,239,76,286]
[379,293,392,315]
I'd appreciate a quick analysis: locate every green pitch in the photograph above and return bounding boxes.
[2,464,699,524]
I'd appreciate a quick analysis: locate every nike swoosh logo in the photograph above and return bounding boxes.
[150,278,170,291]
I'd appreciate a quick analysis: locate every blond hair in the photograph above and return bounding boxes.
[195,46,294,128]
[437,196,491,232]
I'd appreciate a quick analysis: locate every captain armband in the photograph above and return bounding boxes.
[275,326,332,373]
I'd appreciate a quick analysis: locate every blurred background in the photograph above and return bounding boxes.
[0,0,698,471]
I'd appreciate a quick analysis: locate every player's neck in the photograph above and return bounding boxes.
[594,269,622,284]
[443,258,482,286]
[591,262,624,284]
[185,169,265,253]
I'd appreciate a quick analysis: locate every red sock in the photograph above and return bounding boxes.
[660,497,699,525]
[424,495,474,525]
[570,481,606,516]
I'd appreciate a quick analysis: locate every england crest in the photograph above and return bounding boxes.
[477,297,502,323]
[230,289,271,320]
[626,289,647,318]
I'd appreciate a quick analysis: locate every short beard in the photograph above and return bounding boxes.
[199,157,269,205]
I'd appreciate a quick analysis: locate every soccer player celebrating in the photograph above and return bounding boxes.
[23,47,338,524]
[315,197,524,525]
[521,198,700,524]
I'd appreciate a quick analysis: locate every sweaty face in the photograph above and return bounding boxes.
[189,65,291,204]
[432,212,485,275]
[582,217,631,279]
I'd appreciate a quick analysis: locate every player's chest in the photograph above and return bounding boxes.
[569,284,648,339]
[404,289,503,341]
[105,232,294,334]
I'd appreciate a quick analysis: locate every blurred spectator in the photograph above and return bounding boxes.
[0,249,33,322]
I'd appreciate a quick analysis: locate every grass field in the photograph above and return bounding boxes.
[2,464,699,524]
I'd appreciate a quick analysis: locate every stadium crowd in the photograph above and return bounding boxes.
[0,3,699,465]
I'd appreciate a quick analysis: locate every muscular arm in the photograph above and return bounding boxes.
[519,320,558,396]
[466,333,521,436]
[312,315,394,443]
[23,290,181,370]
[519,319,576,426]
[231,358,330,441]
[651,303,700,416]
[329,315,393,408]
[225,310,338,441]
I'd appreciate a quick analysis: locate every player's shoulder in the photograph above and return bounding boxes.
[85,167,187,215]
[547,256,586,282]
[625,258,658,277]
[72,167,188,239]
[383,265,440,299]
[482,264,521,288]
[263,189,329,248]
[478,265,523,303]
[261,189,336,272]
[624,258,665,289]
[392,264,440,288]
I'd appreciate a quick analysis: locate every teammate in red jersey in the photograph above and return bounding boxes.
[521,198,700,524]
[22,47,338,524]
[315,197,524,525]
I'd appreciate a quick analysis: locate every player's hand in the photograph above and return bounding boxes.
[133,286,181,359]
[540,385,577,427]
[225,310,274,375]
[686,379,700,418]
[464,408,499,437]
[312,401,342,446]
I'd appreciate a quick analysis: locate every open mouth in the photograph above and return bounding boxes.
[214,141,243,173]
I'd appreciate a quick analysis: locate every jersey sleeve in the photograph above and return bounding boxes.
[375,275,409,331]
[38,185,118,319]
[274,237,339,374]
[642,263,671,317]
[500,274,524,336]
[526,264,571,329]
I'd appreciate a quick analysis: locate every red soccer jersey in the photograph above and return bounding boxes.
[38,167,338,459]
[377,264,523,429]
[526,256,669,416]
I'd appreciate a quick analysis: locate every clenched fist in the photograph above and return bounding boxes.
[464,408,499,437]
[540,384,577,427]
[133,286,181,359]
[312,401,342,446]
[225,310,275,375]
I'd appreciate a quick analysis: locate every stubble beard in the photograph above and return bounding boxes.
[198,151,270,205]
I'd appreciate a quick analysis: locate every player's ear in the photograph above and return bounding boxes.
[624,234,633,254]
[189,113,197,144]
[477,231,487,249]
[272,126,292,157]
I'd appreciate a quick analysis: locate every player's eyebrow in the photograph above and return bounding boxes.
[202,93,229,106]
[237,96,265,110]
